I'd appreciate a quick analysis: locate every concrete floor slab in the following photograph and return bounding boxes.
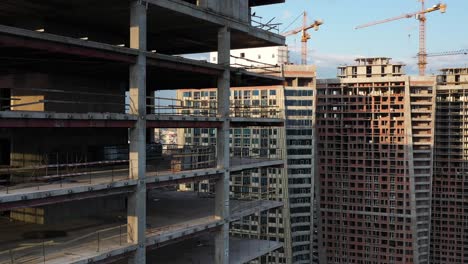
[0,191,282,264]
[147,234,283,264]
[1,157,282,210]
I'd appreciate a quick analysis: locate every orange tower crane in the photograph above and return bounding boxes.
[282,12,323,65]
[355,1,447,76]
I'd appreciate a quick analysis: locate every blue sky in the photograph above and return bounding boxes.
[253,0,468,77]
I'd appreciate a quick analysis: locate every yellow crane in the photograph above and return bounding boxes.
[355,1,447,76]
[282,12,323,65]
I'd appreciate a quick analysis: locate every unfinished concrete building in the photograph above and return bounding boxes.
[0,0,289,263]
[175,64,317,264]
[431,67,468,263]
[317,58,436,264]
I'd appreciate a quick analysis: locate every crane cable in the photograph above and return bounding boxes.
[281,12,305,33]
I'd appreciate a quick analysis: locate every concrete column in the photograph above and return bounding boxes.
[127,1,147,263]
[214,26,230,264]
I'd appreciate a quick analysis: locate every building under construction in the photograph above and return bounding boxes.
[431,67,468,263]
[0,0,289,263]
[316,58,436,264]
[176,63,318,264]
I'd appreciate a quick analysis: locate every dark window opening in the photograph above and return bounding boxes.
[0,139,11,166]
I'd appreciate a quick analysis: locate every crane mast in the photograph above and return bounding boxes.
[282,12,323,65]
[418,0,427,76]
[301,12,308,65]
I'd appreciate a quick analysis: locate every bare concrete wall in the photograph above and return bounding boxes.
[198,0,249,23]
[10,194,127,225]
[0,73,48,111]
[10,128,128,167]
[1,73,126,113]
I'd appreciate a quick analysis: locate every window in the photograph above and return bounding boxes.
[212,57,216,62]
[252,90,259,96]
[269,90,276,96]
[258,54,261,59]
[240,52,245,58]
[209,91,216,99]
[183,92,191,97]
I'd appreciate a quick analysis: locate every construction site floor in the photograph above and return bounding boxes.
[0,190,281,264]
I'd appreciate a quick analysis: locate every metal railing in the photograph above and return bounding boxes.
[0,159,131,195]
[230,55,282,75]
[230,148,284,167]
[148,97,284,119]
[0,143,220,195]
[146,144,216,174]
[0,223,130,264]
[251,14,281,34]
[147,96,218,117]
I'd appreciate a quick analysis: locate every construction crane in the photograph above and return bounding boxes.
[425,49,468,57]
[355,1,447,76]
[282,12,323,65]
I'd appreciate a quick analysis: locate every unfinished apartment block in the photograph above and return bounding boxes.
[316,58,436,264]
[337,58,404,78]
[431,67,468,263]
[0,0,288,263]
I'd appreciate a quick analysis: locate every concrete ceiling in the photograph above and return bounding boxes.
[0,41,282,90]
[0,0,284,55]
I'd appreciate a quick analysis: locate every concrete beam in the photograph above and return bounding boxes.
[249,0,285,6]
[230,117,285,127]
[0,181,136,211]
[0,25,137,62]
[0,111,137,121]
[146,168,225,188]
[0,119,135,128]
[0,112,136,128]
[146,115,285,128]
[147,52,222,75]
[230,158,285,172]
[0,114,285,128]
[145,0,285,46]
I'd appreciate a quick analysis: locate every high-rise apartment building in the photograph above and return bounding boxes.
[283,65,318,264]
[316,58,437,264]
[177,85,289,264]
[431,67,468,263]
[177,63,317,264]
